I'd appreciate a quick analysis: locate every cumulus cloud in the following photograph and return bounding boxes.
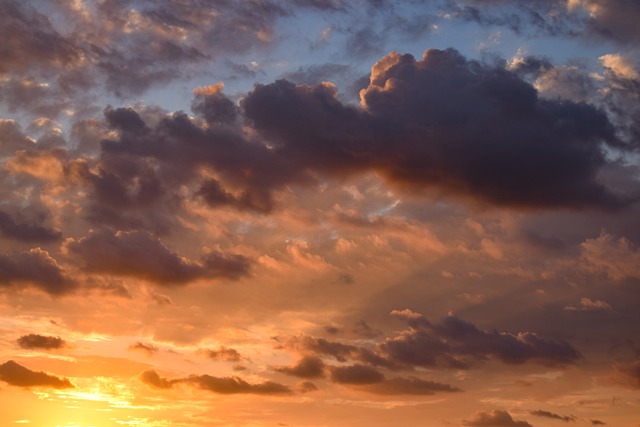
[0,210,61,242]
[284,309,580,373]
[580,231,640,280]
[141,369,290,395]
[244,48,625,210]
[380,309,581,368]
[276,356,326,378]
[462,409,533,427]
[64,229,250,285]
[329,364,384,384]
[0,360,74,389]
[0,248,75,295]
[17,334,66,350]
[203,346,242,362]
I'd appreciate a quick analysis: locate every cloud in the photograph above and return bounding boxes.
[590,420,606,425]
[329,364,384,384]
[141,369,290,395]
[17,334,66,350]
[296,381,319,393]
[380,309,581,368]
[462,410,533,427]
[203,346,242,362]
[276,356,326,378]
[613,358,640,389]
[364,376,461,395]
[128,342,159,357]
[564,297,612,312]
[580,231,640,280]
[530,410,576,422]
[284,335,395,368]
[0,1,82,75]
[65,229,250,285]
[0,360,74,389]
[140,370,172,389]
[0,248,75,295]
[0,210,61,242]
[243,48,625,210]
[571,0,640,45]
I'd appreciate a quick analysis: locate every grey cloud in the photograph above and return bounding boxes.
[285,335,396,368]
[204,346,242,362]
[530,410,576,422]
[0,360,74,389]
[379,309,581,369]
[128,342,159,356]
[275,356,326,378]
[65,229,250,285]
[280,63,352,85]
[0,248,75,295]
[462,409,533,427]
[0,119,36,157]
[141,369,291,395]
[243,48,627,210]
[577,0,640,45]
[296,381,319,392]
[590,420,606,425]
[0,210,61,243]
[365,376,461,395]
[140,369,172,389]
[17,334,66,350]
[0,1,82,75]
[329,364,384,384]
[613,358,640,389]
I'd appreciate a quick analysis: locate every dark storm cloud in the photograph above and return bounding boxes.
[329,364,384,384]
[17,334,66,350]
[530,410,576,422]
[380,309,581,369]
[65,229,250,285]
[141,369,291,395]
[244,48,626,210]
[275,356,326,378]
[0,249,75,295]
[0,360,74,389]
[590,420,606,425]
[462,410,533,427]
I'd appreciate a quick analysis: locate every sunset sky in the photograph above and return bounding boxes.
[1,1,640,426]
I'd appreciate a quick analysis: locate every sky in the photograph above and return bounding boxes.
[1,0,640,426]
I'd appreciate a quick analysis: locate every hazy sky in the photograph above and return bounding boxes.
[1,1,640,426]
